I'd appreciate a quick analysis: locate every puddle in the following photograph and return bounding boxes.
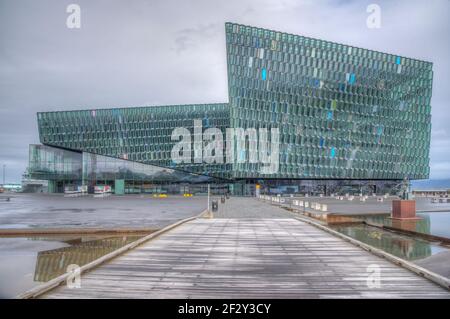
[0,234,146,298]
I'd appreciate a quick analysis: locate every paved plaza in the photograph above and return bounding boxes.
[0,194,208,229]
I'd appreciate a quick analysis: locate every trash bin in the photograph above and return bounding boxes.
[221,196,225,203]
[211,200,218,212]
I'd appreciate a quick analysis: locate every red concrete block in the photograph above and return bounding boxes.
[391,200,417,220]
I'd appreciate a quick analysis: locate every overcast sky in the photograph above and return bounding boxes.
[0,0,449,183]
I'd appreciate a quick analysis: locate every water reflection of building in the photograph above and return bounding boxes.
[391,216,431,234]
[34,236,141,282]
[337,225,432,261]
[363,214,432,236]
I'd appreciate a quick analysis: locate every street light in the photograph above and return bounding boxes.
[2,164,5,186]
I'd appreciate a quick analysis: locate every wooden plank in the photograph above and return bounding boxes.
[40,218,449,299]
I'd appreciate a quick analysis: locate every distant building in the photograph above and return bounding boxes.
[21,176,48,193]
[27,23,433,195]
[412,189,450,197]
[0,183,22,192]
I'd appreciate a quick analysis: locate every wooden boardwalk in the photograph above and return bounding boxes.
[42,217,450,298]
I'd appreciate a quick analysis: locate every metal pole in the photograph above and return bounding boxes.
[207,184,210,212]
[2,164,5,186]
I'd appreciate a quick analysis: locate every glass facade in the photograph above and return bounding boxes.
[81,152,224,194]
[226,22,432,180]
[37,103,230,179]
[31,23,433,194]
[28,144,82,188]
[28,145,226,194]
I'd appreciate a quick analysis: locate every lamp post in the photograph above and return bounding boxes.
[2,164,5,186]
[207,184,210,212]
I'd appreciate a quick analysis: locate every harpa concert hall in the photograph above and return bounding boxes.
[26,22,433,196]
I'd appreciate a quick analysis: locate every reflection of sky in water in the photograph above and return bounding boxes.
[0,237,68,298]
[417,212,450,239]
[0,235,143,299]
[331,224,448,262]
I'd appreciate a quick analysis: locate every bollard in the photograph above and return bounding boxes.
[211,200,219,212]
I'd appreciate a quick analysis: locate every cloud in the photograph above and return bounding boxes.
[0,0,449,182]
[172,23,221,54]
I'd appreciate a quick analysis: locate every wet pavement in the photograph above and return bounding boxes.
[0,193,208,229]
[416,251,450,279]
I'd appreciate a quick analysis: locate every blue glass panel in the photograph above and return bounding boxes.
[327,111,333,120]
[319,138,324,147]
[330,147,336,159]
[261,68,267,81]
[314,79,320,87]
